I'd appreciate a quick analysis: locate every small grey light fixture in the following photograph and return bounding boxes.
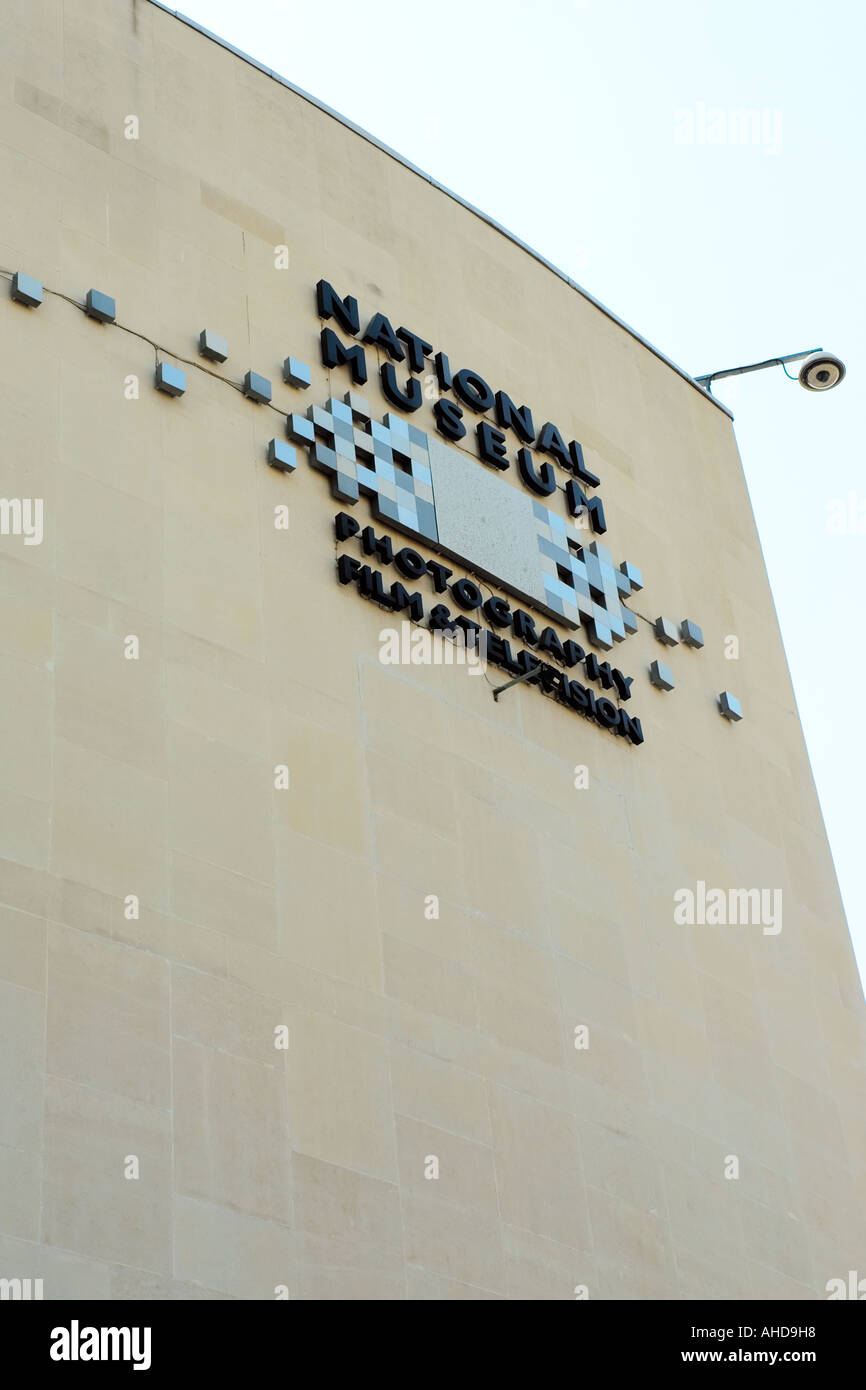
[654,616,679,646]
[85,289,116,323]
[155,362,186,397]
[649,660,675,691]
[243,370,272,404]
[10,272,43,307]
[267,439,297,473]
[282,357,311,388]
[680,619,704,648]
[719,691,743,722]
[199,330,228,363]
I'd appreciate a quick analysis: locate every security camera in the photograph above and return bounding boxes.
[798,352,846,392]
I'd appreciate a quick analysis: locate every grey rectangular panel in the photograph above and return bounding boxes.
[426,436,551,615]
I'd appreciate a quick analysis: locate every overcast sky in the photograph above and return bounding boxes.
[167,0,866,983]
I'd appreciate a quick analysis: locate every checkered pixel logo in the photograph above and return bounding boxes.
[287,392,642,649]
[288,394,437,541]
[533,504,642,649]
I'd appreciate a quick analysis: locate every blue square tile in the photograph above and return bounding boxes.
[619,561,643,591]
[385,413,410,437]
[199,329,228,362]
[719,691,743,721]
[414,500,438,541]
[650,660,675,691]
[155,362,186,397]
[343,390,371,418]
[244,371,272,404]
[85,289,116,323]
[332,469,359,502]
[654,616,679,646]
[287,413,315,444]
[680,618,704,648]
[10,273,42,308]
[267,439,297,473]
[283,356,311,388]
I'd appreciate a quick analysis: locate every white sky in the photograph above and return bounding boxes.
[167,0,866,984]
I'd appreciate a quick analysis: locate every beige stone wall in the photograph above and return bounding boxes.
[0,0,862,1299]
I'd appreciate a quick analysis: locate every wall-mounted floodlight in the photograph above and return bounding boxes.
[695,348,846,396]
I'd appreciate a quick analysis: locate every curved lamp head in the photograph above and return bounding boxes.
[798,352,846,392]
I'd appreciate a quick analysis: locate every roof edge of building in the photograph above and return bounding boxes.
[146,0,734,423]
